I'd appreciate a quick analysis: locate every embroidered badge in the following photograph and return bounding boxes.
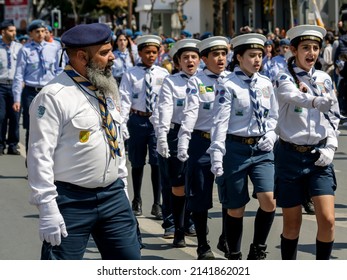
[156,78,163,85]
[106,97,115,110]
[262,88,270,98]
[203,102,211,110]
[186,88,191,94]
[235,109,243,116]
[199,84,206,94]
[219,96,225,104]
[280,75,287,80]
[37,105,46,118]
[324,79,332,92]
[133,93,139,99]
[190,88,197,94]
[205,86,214,92]
[220,89,225,96]
[294,106,303,113]
[79,131,90,143]
[176,98,185,106]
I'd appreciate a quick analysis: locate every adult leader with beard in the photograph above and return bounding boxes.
[27,23,141,260]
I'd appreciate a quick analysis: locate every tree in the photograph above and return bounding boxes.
[68,0,87,24]
[98,0,128,30]
[176,0,189,31]
[213,0,223,36]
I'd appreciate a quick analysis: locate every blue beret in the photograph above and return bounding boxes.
[264,40,273,46]
[0,19,15,30]
[199,32,213,40]
[280,38,290,46]
[27,19,46,32]
[163,38,175,44]
[46,25,52,32]
[123,28,133,37]
[181,30,192,38]
[61,23,112,48]
[132,31,142,39]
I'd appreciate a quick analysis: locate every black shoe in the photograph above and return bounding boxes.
[132,201,142,216]
[303,200,315,215]
[197,244,215,260]
[151,204,163,220]
[226,251,242,260]
[173,228,186,248]
[247,243,267,260]
[217,234,229,257]
[7,147,20,155]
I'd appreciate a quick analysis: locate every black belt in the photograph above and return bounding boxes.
[170,122,181,131]
[55,180,108,193]
[25,85,43,92]
[279,138,327,153]
[226,134,262,145]
[130,108,152,117]
[193,129,210,139]
[0,80,13,85]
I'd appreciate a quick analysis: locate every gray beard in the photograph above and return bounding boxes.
[86,61,120,105]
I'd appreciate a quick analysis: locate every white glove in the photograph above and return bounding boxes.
[258,136,275,152]
[157,139,170,158]
[313,96,333,112]
[121,123,130,140]
[177,148,189,162]
[38,200,68,246]
[211,161,224,177]
[311,146,335,166]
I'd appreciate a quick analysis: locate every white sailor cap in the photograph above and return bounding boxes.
[175,38,200,56]
[197,36,229,56]
[287,24,326,44]
[135,34,162,49]
[230,33,266,52]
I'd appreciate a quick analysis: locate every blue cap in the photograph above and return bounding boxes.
[264,40,273,46]
[17,34,29,41]
[45,25,52,32]
[279,38,290,46]
[132,31,142,39]
[27,19,46,32]
[199,32,213,40]
[61,23,112,48]
[181,30,192,38]
[123,28,133,37]
[163,38,175,44]
[0,19,15,30]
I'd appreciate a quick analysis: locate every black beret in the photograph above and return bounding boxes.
[27,19,46,32]
[61,23,112,48]
[0,19,15,30]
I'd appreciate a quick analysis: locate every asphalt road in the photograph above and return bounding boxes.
[0,124,347,260]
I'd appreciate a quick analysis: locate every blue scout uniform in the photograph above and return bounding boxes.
[274,24,339,260]
[119,34,169,219]
[177,36,230,260]
[28,23,140,260]
[12,19,58,152]
[0,20,22,154]
[209,33,278,260]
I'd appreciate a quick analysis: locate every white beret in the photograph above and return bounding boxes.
[287,24,326,43]
[175,38,200,51]
[230,33,266,50]
[135,34,162,48]
[169,44,178,58]
[197,36,229,54]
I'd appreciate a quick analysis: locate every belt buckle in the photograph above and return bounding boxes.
[296,146,309,153]
[202,132,210,139]
[245,138,254,145]
[170,123,175,129]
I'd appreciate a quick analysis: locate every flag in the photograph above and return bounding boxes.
[311,0,325,27]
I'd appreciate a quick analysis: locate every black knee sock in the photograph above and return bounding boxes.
[150,164,161,205]
[192,211,208,247]
[132,166,144,203]
[253,208,275,245]
[280,234,299,260]
[172,193,185,229]
[316,239,333,260]
[225,214,243,253]
[221,208,227,238]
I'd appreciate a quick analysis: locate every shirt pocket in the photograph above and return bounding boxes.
[71,115,99,144]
